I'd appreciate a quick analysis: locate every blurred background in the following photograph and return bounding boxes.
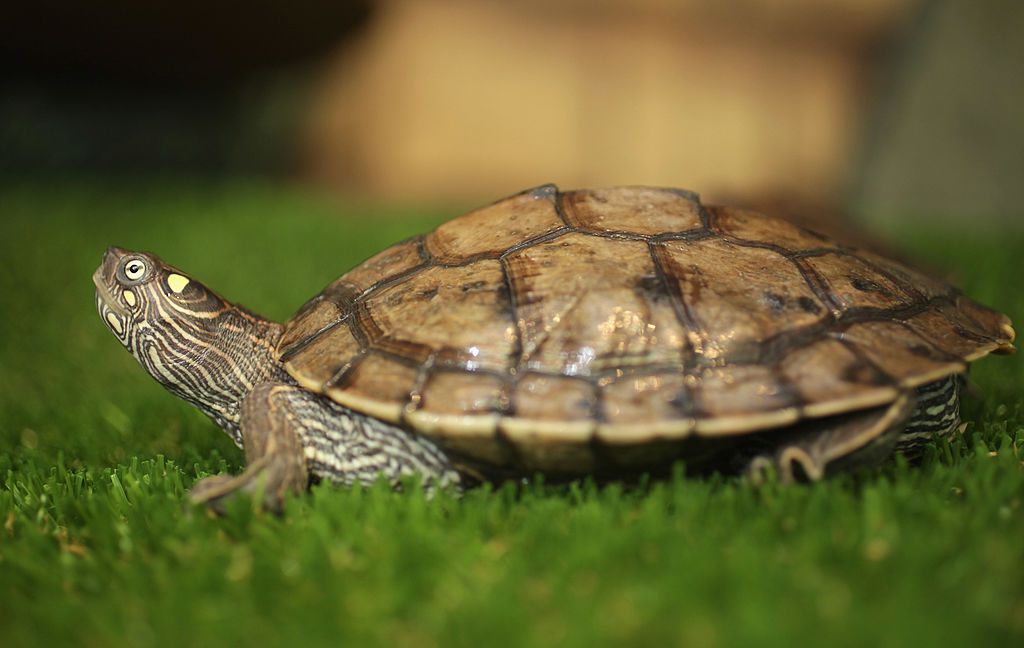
[2,0,1022,228]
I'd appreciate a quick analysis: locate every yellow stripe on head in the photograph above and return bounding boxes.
[167,274,190,294]
[123,291,137,307]
[105,311,124,334]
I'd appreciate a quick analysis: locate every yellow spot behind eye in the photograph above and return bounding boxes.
[167,274,190,293]
[105,311,124,334]
[123,291,137,307]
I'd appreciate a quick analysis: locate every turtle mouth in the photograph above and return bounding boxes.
[93,269,127,318]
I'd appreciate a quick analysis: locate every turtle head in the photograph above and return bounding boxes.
[93,246,281,439]
[93,246,229,354]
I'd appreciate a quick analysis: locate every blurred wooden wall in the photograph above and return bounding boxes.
[302,0,917,205]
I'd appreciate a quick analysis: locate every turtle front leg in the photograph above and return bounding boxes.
[191,382,463,513]
[190,383,309,514]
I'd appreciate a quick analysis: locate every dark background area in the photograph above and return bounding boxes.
[0,1,371,175]
[1,0,1021,225]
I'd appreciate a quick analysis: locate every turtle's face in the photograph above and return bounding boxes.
[93,246,229,358]
[94,246,282,440]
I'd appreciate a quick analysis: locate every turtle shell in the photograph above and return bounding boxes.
[276,185,1015,472]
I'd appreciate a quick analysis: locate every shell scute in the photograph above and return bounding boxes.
[693,365,797,432]
[712,205,836,252]
[856,249,952,300]
[562,186,703,235]
[904,305,1004,360]
[512,373,596,424]
[654,238,826,362]
[405,372,504,453]
[601,372,694,430]
[360,259,515,373]
[505,232,686,375]
[283,320,361,387]
[779,339,895,416]
[324,353,418,422]
[836,321,964,386]
[335,237,426,296]
[416,370,507,419]
[804,252,916,312]
[424,185,564,264]
[278,298,346,360]
[954,295,1016,352]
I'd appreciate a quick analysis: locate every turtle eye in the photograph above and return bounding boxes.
[123,258,148,281]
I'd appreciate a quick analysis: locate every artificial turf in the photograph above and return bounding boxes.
[1,179,1022,647]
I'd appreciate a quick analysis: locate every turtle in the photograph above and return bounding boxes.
[93,184,1015,511]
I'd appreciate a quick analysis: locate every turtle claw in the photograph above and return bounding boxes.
[744,449,823,485]
[189,475,245,516]
[189,460,286,515]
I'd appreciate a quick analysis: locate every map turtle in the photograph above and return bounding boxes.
[93,185,1015,509]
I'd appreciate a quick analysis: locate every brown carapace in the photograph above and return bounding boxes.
[276,185,1014,477]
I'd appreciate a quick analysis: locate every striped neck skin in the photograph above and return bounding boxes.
[93,246,290,447]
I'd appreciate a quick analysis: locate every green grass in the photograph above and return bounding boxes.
[1,178,1022,647]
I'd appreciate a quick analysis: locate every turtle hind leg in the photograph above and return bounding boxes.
[190,383,310,514]
[896,374,964,457]
[744,392,915,484]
